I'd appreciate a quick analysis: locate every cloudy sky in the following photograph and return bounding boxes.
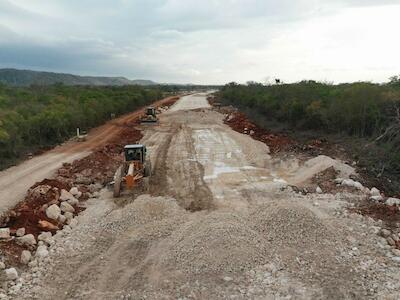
[0,0,399,84]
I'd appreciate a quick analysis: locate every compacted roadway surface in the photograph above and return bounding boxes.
[9,93,400,299]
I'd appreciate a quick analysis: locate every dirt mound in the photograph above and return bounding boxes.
[154,212,269,276]
[290,155,355,185]
[3,178,84,239]
[310,166,340,193]
[57,127,142,186]
[224,111,293,153]
[248,201,335,249]
[247,201,362,298]
[102,195,186,232]
[31,178,71,191]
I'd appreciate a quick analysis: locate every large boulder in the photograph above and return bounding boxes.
[69,187,79,196]
[64,212,73,221]
[4,268,18,280]
[67,197,79,206]
[60,202,75,213]
[58,214,66,224]
[35,245,49,258]
[370,187,380,197]
[60,189,77,202]
[38,232,55,246]
[341,179,366,191]
[46,204,61,220]
[16,227,25,237]
[30,185,52,198]
[16,234,36,246]
[20,250,32,264]
[0,228,10,239]
[353,181,364,190]
[386,197,400,206]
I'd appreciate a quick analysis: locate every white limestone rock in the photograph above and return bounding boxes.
[0,228,10,239]
[68,218,78,229]
[58,214,66,224]
[60,189,75,202]
[16,234,36,246]
[69,187,79,196]
[64,212,73,221]
[386,197,400,206]
[4,268,18,280]
[60,201,75,213]
[35,245,49,258]
[20,250,32,264]
[370,187,380,197]
[38,232,53,245]
[46,204,61,220]
[67,198,79,206]
[15,227,25,237]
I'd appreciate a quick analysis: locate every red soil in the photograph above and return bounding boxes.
[224,111,294,153]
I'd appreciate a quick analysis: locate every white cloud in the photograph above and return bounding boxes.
[0,0,399,84]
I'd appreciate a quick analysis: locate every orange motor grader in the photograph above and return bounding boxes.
[113,144,151,197]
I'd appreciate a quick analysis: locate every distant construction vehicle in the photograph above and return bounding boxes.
[113,144,151,197]
[140,107,158,123]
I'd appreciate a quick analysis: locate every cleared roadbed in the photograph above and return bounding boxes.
[0,93,400,299]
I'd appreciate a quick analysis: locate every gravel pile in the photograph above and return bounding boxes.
[248,200,335,249]
[246,200,375,298]
[99,195,187,234]
[155,211,271,275]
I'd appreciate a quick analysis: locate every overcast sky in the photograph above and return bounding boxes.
[0,0,399,84]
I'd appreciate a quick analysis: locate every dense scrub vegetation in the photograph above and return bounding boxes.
[219,79,400,190]
[0,84,163,169]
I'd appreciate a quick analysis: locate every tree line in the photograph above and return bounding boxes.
[219,78,400,177]
[0,84,163,169]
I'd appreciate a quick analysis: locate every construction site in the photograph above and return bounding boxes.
[0,92,399,299]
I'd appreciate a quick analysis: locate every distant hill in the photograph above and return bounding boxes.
[0,68,157,86]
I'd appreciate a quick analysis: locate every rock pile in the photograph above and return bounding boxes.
[224,111,293,153]
[156,212,270,275]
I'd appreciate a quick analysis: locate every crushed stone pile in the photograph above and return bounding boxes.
[247,201,369,298]
[248,201,335,249]
[99,195,188,235]
[154,212,270,276]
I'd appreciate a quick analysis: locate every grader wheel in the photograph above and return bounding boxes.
[113,165,124,197]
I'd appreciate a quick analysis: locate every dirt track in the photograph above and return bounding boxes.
[5,93,400,299]
[0,96,177,216]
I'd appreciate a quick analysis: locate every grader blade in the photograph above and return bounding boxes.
[113,165,123,197]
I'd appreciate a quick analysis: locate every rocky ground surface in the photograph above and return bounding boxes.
[0,93,399,299]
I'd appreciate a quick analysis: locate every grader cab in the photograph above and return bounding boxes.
[113,144,151,197]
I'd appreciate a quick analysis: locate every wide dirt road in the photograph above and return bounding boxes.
[14,93,400,299]
[0,96,176,216]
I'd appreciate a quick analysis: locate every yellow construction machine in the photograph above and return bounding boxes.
[113,144,151,197]
[140,107,158,123]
